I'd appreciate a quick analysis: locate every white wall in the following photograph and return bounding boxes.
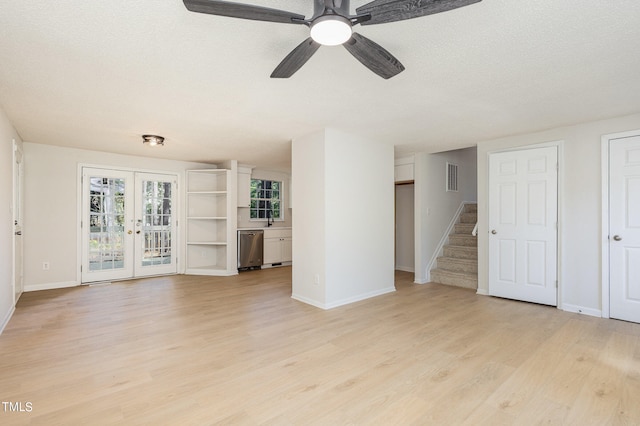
[476,112,640,315]
[395,184,414,272]
[292,129,395,309]
[414,147,477,283]
[0,107,23,333]
[23,143,212,290]
[324,129,395,306]
[291,130,326,305]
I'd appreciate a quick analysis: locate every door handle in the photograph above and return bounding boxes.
[491,229,497,235]
[15,231,22,236]
[613,235,622,241]
[128,230,133,235]
[136,230,141,234]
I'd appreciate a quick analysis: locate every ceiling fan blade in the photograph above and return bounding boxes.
[183,0,306,24]
[271,38,321,78]
[343,33,405,79]
[356,0,481,25]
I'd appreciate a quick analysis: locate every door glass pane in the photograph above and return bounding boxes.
[141,180,172,266]
[88,177,126,271]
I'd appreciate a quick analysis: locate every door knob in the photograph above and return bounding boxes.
[127,230,133,234]
[136,230,141,234]
[15,231,22,236]
[613,235,622,241]
[491,229,497,235]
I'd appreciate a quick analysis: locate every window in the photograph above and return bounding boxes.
[250,179,282,220]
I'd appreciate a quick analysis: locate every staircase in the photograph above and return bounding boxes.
[430,203,478,289]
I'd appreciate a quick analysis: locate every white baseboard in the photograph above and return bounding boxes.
[1,306,16,335]
[395,266,415,273]
[292,286,396,310]
[325,287,396,309]
[476,288,489,296]
[291,293,326,309]
[414,278,429,284]
[562,304,602,318]
[24,281,79,292]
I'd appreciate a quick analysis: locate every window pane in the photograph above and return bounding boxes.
[250,179,282,220]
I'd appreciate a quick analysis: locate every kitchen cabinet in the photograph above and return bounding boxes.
[237,166,252,208]
[185,169,235,275]
[263,228,292,265]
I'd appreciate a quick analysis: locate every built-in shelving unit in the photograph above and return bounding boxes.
[186,169,236,275]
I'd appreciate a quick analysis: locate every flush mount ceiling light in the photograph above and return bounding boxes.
[310,16,352,46]
[142,134,164,146]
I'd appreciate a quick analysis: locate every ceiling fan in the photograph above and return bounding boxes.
[183,0,482,79]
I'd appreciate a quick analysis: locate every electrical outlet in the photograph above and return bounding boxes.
[42,262,50,271]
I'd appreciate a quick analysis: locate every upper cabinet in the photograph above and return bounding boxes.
[237,165,253,208]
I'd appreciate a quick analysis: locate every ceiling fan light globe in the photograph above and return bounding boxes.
[310,16,352,46]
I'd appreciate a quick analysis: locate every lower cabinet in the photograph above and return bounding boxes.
[263,228,292,265]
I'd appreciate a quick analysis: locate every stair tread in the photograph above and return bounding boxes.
[437,256,477,263]
[431,268,478,279]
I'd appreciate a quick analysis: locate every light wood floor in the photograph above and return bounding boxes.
[1,268,639,425]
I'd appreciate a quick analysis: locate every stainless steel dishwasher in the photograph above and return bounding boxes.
[238,230,264,270]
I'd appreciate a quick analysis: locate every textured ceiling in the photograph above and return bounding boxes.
[1,0,639,171]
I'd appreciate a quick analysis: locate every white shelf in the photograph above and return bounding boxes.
[186,265,226,271]
[187,241,227,245]
[187,191,227,194]
[186,168,235,275]
[187,217,227,220]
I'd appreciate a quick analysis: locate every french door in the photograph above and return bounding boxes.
[608,135,640,323]
[81,168,177,283]
[488,146,558,306]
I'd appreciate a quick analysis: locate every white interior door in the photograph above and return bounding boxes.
[82,169,178,282]
[609,136,640,323]
[12,140,24,303]
[134,173,177,277]
[489,146,558,306]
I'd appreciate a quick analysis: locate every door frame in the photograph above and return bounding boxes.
[486,140,564,309]
[600,129,640,319]
[12,139,24,304]
[76,163,182,284]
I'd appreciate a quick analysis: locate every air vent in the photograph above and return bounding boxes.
[446,162,458,192]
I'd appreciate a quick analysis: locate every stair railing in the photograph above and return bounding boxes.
[471,222,478,237]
